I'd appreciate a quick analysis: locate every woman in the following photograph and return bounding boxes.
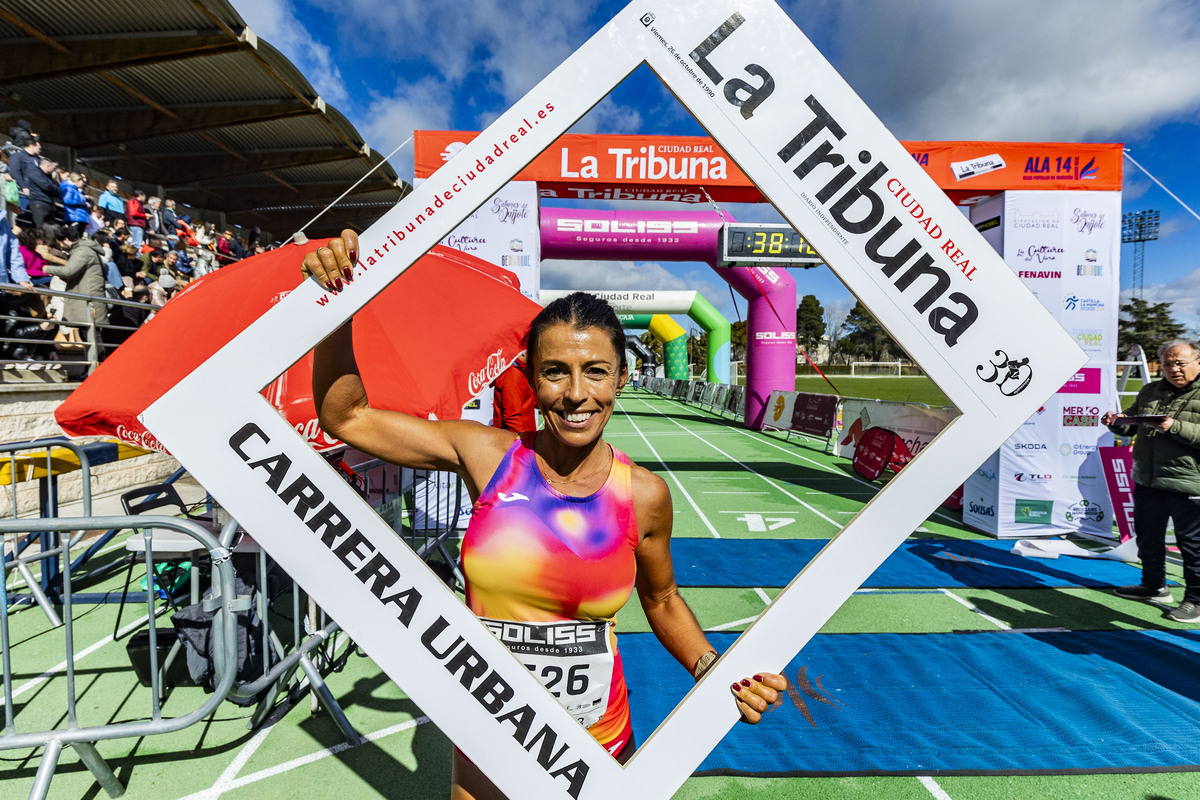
[59,172,90,236]
[305,231,786,800]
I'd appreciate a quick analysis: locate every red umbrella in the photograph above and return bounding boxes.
[55,243,540,453]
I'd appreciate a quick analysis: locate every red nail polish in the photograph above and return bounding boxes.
[741,679,752,688]
[349,248,357,262]
[324,281,334,292]
[753,675,763,682]
[334,278,343,291]
[731,683,741,693]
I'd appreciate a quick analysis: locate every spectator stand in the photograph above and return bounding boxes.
[0,284,164,381]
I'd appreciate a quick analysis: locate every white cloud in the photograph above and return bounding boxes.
[232,0,350,105]
[359,75,458,181]
[540,259,691,292]
[308,0,602,102]
[807,0,1200,142]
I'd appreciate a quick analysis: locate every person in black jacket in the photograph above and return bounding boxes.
[26,157,61,229]
[8,137,40,213]
[1103,339,1200,623]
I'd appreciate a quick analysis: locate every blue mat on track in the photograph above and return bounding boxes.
[621,629,1200,775]
[670,538,1154,589]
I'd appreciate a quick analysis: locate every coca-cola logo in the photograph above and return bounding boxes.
[294,417,342,449]
[469,348,507,395]
[116,424,168,453]
[491,198,530,225]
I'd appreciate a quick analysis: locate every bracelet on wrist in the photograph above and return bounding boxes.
[692,649,719,681]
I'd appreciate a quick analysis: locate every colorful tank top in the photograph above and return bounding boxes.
[461,434,639,754]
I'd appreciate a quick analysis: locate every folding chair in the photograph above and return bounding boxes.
[113,483,207,639]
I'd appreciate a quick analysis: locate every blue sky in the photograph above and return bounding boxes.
[234,0,1200,334]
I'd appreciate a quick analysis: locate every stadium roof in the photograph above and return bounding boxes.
[0,0,409,239]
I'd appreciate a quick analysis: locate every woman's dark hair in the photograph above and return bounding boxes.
[16,227,40,249]
[42,222,74,244]
[524,292,626,376]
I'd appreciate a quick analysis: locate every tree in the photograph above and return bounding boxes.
[796,294,825,358]
[1118,298,1184,361]
[730,319,747,363]
[837,300,899,363]
[823,300,848,364]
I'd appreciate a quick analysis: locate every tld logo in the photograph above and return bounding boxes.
[1014,473,1052,482]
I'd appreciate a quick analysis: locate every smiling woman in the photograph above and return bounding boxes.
[304,230,787,800]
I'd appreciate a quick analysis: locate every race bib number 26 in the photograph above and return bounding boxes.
[482,618,614,729]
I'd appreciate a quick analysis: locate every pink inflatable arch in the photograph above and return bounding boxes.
[541,208,796,429]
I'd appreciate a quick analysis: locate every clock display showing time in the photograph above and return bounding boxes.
[719,223,823,267]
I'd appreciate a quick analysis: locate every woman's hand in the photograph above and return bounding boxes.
[300,229,359,294]
[731,672,788,724]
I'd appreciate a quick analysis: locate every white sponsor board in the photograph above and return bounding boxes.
[966,191,1119,537]
[835,398,959,460]
[763,389,799,430]
[432,179,541,301]
[138,3,1085,799]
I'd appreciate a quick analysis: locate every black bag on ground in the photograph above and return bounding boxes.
[170,575,274,705]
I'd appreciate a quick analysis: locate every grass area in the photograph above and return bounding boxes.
[792,376,1147,410]
[794,375,952,407]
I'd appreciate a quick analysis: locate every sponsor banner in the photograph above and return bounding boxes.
[764,390,799,429]
[1100,445,1136,542]
[791,392,839,437]
[1059,367,1102,394]
[415,132,1121,206]
[966,190,1119,538]
[419,179,541,301]
[1014,498,1054,525]
[835,398,958,460]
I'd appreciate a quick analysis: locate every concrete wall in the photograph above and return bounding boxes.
[0,384,183,516]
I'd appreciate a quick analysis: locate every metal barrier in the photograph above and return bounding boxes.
[1,438,167,622]
[0,514,239,800]
[3,438,97,626]
[0,283,163,379]
[210,516,361,745]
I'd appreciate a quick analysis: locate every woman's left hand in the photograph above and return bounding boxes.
[731,672,788,724]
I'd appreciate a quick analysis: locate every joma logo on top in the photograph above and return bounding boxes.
[690,13,978,348]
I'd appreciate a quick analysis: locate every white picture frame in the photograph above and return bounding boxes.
[141,2,1086,798]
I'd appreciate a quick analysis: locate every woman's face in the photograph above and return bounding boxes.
[530,323,626,449]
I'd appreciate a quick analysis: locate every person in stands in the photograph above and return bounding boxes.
[97,180,125,227]
[304,230,788,800]
[126,190,148,246]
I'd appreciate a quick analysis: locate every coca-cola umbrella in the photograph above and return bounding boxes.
[55,242,540,453]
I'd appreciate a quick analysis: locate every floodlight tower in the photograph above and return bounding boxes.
[1121,210,1160,300]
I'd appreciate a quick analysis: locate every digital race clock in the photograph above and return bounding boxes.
[718,223,824,267]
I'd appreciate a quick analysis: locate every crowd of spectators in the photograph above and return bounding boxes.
[0,119,270,366]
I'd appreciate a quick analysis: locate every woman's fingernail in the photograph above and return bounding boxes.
[343,268,353,281]
[753,675,763,682]
[741,679,752,688]
[334,278,343,291]
[324,281,335,292]
[349,248,357,262]
[731,683,741,693]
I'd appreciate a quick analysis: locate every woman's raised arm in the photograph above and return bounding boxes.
[305,230,514,498]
